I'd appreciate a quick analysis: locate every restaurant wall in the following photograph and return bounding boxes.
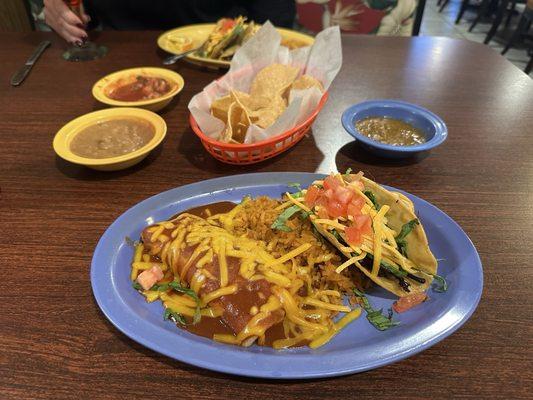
[296,0,419,36]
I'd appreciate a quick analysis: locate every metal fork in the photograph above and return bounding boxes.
[162,47,201,65]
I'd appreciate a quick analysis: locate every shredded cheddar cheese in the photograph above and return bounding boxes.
[285,192,311,213]
[150,225,165,242]
[335,252,367,273]
[201,284,238,305]
[131,190,375,350]
[302,298,351,313]
[309,308,362,349]
[265,243,312,267]
[217,238,229,287]
[371,205,390,276]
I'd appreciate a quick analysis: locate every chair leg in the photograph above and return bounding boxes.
[502,14,527,54]
[504,0,518,28]
[437,0,443,6]
[484,0,510,43]
[469,0,491,31]
[455,0,471,24]
[439,0,451,12]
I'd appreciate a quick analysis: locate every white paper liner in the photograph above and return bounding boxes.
[188,22,342,149]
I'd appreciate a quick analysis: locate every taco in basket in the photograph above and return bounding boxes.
[276,171,438,300]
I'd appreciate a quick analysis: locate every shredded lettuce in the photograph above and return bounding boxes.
[380,261,409,278]
[271,205,302,232]
[287,182,304,198]
[353,289,400,331]
[143,281,201,324]
[168,281,201,324]
[124,236,138,248]
[163,308,186,325]
[149,282,169,291]
[430,273,448,293]
[344,168,353,177]
[395,219,419,257]
[363,190,380,210]
[365,254,408,279]
[287,182,302,191]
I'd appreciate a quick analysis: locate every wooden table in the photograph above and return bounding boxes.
[1,32,532,400]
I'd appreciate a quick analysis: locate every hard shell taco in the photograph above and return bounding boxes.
[276,171,438,300]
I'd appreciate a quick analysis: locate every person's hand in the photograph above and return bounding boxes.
[44,0,90,44]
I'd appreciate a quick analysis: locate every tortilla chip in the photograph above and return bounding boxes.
[250,64,300,98]
[245,95,270,111]
[281,38,307,50]
[248,95,286,128]
[279,82,294,102]
[214,63,304,141]
[219,104,234,142]
[223,101,251,143]
[229,90,251,109]
[290,75,323,92]
[211,96,233,122]
[211,90,250,122]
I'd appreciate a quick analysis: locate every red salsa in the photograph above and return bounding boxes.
[107,75,172,102]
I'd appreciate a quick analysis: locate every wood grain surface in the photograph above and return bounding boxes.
[1,31,532,400]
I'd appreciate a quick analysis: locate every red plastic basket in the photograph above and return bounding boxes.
[190,91,329,165]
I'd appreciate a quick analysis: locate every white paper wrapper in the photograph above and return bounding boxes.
[188,22,342,144]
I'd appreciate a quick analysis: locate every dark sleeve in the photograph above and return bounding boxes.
[83,0,296,30]
[83,0,99,30]
[238,0,296,28]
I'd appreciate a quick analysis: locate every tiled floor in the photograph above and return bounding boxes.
[419,0,530,72]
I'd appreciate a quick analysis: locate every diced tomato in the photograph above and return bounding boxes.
[353,180,365,191]
[344,172,365,190]
[392,293,428,313]
[334,186,355,206]
[304,185,321,207]
[221,19,236,31]
[347,203,361,217]
[353,214,372,235]
[324,188,334,199]
[315,194,328,208]
[345,226,362,246]
[323,175,342,191]
[312,174,366,219]
[326,199,346,219]
[347,197,365,217]
[137,265,164,290]
[317,206,329,219]
[152,266,164,280]
[344,214,372,246]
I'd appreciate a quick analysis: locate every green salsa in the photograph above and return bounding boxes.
[355,117,426,146]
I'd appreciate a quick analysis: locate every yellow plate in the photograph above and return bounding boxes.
[92,67,184,112]
[53,108,167,171]
[157,23,315,69]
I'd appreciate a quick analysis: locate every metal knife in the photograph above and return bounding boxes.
[10,40,51,86]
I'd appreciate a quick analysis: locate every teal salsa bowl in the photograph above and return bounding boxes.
[341,100,448,158]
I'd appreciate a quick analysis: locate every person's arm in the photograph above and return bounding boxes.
[44,0,90,44]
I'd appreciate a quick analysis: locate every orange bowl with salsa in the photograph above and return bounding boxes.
[92,67,185,112]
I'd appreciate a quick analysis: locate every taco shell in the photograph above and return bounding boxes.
[309,175,437,297]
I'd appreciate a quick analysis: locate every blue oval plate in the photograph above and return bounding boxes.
[91,173,483,379]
